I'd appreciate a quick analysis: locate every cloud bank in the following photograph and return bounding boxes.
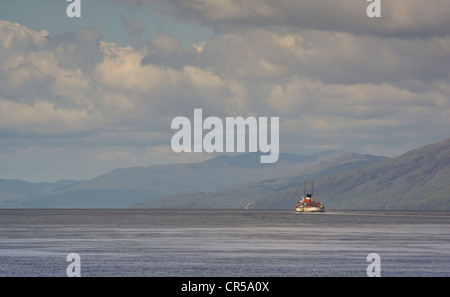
[1,0,450,181]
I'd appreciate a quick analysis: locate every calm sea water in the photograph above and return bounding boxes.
[0,209,449,277]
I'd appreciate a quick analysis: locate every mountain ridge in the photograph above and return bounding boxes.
[2,150,367,208]
[2,138,449,209]
[134,138,450,210]
[314,137,450,209]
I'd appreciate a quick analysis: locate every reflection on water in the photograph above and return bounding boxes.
[0,209,449,276]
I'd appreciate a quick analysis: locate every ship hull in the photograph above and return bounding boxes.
[295,206,325,213]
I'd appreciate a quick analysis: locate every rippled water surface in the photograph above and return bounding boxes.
[0,209,449,277]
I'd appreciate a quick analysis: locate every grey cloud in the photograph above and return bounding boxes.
[120,15,146,46]
[290,31,450,85]
[0,63,55,104]
[2,0,450,182]
[140,31,200,69]
[0,20,50,65]
[194,28,450,87]
[110,0,450,37]
[50,28,104,72]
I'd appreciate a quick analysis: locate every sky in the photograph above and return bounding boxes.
[0,0,449,182]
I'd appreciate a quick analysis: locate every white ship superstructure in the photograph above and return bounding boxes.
[295,180,325,213]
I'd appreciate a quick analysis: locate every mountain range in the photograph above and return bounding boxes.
[314,138,450,210]
[1,150,379,208]
[1,137,449,209]
[134,138,450,210]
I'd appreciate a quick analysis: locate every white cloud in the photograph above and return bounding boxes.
[0,20,49,56]
[1,18,449,142]
[0,98,91,135]
[1,0,450,180]
[0,18,450,140]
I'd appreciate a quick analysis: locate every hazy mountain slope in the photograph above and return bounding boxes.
[56,152,342,193]
[134,152,383,209]
[135,138,450,210]
[21,151,348,208]
[23,189,161,208]
[314,138,450,210]
[0,179,77,207]
[7,137,449,209]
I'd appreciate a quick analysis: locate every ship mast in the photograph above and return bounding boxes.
[304,178,306,199]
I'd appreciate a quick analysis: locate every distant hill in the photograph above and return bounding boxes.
[13,151,359,208]
[314,138,450,210]
[133,152,383,209]
[134,138,450,210]
[0,179,77,208]
[5,138,449,209]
